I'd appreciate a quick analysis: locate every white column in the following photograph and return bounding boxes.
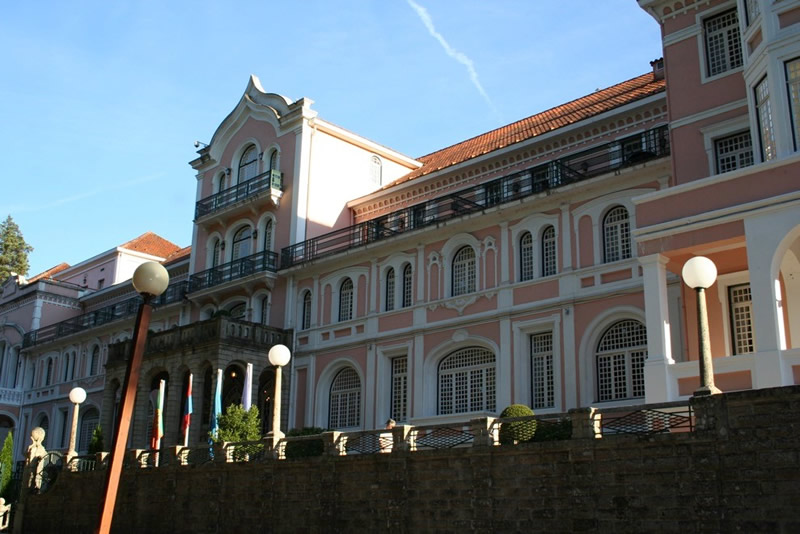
[640,254,676,403]
[561,305,577,409]
[498,318,512,409]
[560,203,572,271]
[745,212,790,387]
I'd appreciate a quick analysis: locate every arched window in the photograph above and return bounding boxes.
[452,246,476,296]
[438,347,496,415]
[229,302,246,319]
[329,367,361,429]
[541,225,557,277]
[603,206,631,263]
[212,239,221,268]
[402,264,413,308]
[238,145,258,184]
[78,407,100,452]
[45,358,53,385]
[268,150,278,172]
[301,291,312,330]
[232,226,252,260]
[596,319,647,401]
[339,278,353,322]
[370,155,382,184]
[222,365,244,414]
[36,414,49,448]
[519,232,534,281]
[215,172,226,194]
[62,353,71,382]
[385,268,395,311]
[263,220,273,252]
[89,346,100,376]
[260,295,269,325]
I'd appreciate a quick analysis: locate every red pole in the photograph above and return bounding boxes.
[96,295,153,534]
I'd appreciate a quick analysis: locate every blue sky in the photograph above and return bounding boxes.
[0,1,663,277]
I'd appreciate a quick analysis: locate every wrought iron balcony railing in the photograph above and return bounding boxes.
[195,169,283,219]
[106,316,291,366]
[188,250,278,293]
[22,281,189,349]
[281,125,669,268]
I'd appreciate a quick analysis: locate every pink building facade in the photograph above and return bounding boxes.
[1,0,798,460]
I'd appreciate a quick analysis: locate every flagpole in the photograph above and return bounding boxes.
[183,373,193,448]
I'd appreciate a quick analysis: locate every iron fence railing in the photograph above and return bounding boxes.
[188,250,278,293]
[281,125,669,268]
[19,400,695,495]
[22,281,189,349]
[598,404,694,436]
[195,169,283,219]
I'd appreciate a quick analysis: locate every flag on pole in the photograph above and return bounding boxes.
[150,379,165,450]
[181,373,193,447]
[209,369,223,442]
[242,363,253,411]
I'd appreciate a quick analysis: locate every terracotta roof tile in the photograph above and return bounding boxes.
[381,72,665,190]
[164,246,192,266]
[119,232,182,259]
[27,263,71,283]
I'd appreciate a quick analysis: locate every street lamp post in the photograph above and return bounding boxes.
[266,344,291,451]
[682,256,722,396]
[96,262,169,534]
[66,386,87,466]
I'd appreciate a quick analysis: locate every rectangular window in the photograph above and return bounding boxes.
[59,408,69,449]
[715,131,754,173]
[745,0,760,25]
[97,278,104,289]
[787,58,800,151]
[390,357,408,423]
[729,283,755,354]
[530,332,554,409]
[755,76,776,161]
[705,9,743,77]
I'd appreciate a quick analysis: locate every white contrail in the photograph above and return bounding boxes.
[1,173,163,213]
[407,0,496,113]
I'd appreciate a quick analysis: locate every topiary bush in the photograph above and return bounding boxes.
[499,404,536,444]
[284,427,327,458]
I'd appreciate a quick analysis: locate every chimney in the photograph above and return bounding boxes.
[651,58,665,80]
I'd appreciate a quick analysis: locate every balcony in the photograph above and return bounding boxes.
[195,169,283,220]
[188,250,278,293]
[280,125,670,268]
[0,387,22,406]
[106,316,291,366]
[22,281,189,349]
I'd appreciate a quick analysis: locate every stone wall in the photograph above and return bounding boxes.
[20,386,800,533]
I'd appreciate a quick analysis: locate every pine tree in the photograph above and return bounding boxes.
[0,432,13,499]
[0,216,34,282]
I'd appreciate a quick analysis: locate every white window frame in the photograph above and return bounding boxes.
[376,342,413,427]
[716,271,756,356]
[301,290,312,330]
[701,115,753,175]
[437,346,496,416]
[512,315,562,413]
[338,278,354,322]
[401,263,413,308]
[787,57,800,152]
[699,7,744,81]
[385,268,395,312]
[328,367,362,429]
[595,319,648,402]
[602,206,632,264]
[755,75,777,162]
[451,246,476,297]
[441,234,481,299]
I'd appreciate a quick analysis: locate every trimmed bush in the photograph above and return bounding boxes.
[499,404,536,444]
[531,418,572,442]
[284,427,326,458]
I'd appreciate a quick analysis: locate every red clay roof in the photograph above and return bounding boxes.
[119,232,182,259]
[27,263,71,283]
[164,246,192,266]
[382,71,666,189]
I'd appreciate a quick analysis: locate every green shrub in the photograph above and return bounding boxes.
[88,425,104,455]
[210,404,261,444]
[499,404,536,444]
[284,427,326,458]
[0,432,13,499]
[531,418,572,442]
